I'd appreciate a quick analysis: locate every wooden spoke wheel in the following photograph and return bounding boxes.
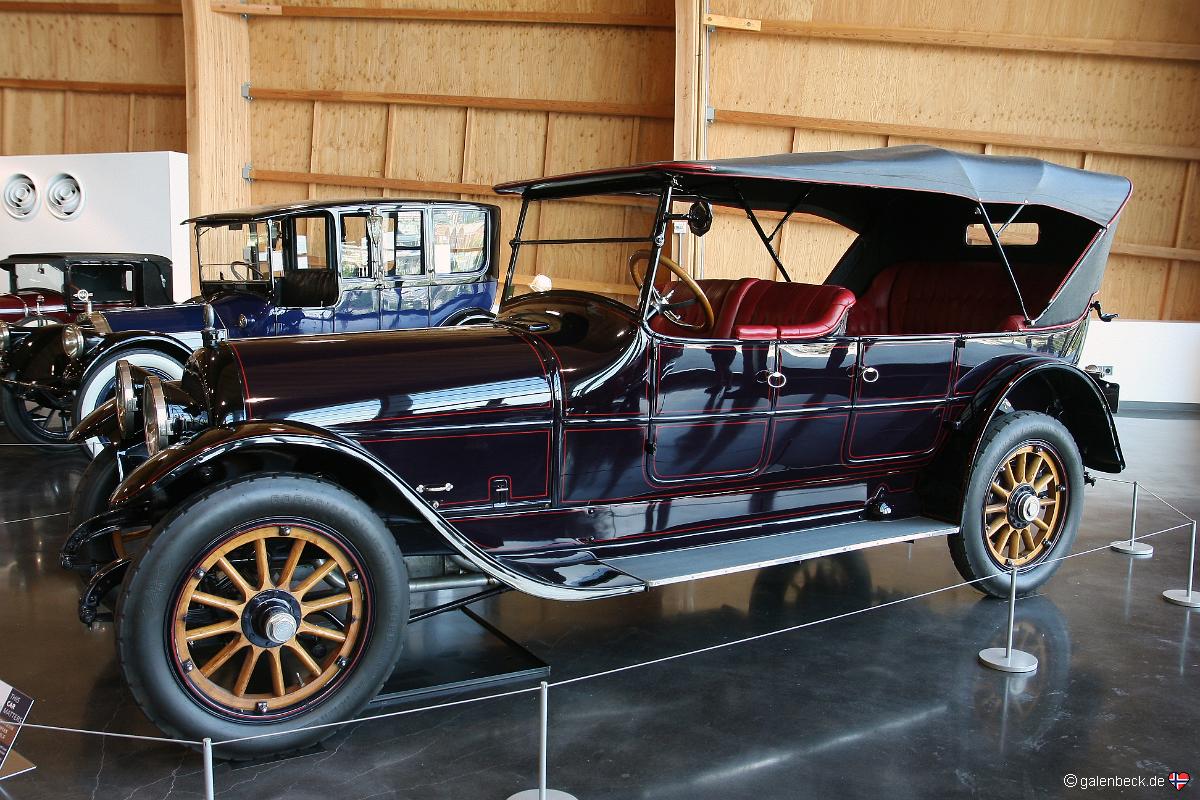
[170,522,368,720]
[982,443,1066,567]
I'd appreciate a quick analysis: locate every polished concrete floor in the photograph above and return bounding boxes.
[0,412,1196,800]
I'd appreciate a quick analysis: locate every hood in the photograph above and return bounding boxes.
[0,293,27,320]
[100,292,268,334]
[0,289,66,321]
[220,324,553,432]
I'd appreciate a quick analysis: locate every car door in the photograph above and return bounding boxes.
[648,336,774,485]
[426,206,492,325]
[379,208,430,330]
[847,336,956,460]
[335,211,384,333]
[273,212,338,335]
[765,335,858,478]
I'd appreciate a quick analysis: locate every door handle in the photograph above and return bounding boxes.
[756,370,788,389]
[860,366,880,383]
[416,482,454,493]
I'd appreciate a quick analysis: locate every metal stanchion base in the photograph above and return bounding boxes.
[1163,589,1200,608]
[978,647,1038,673]
[506,791,579,800]
[1110,540,1154,557]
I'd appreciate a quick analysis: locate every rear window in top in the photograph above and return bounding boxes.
[966,222,1039,246]
[431,208,487,274]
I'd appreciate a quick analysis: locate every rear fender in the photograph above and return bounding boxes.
[109,421,625,601]
[921,358,1124,522]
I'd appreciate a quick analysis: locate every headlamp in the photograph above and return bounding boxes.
[143,376,169,456]
[62,324,84,358]
[115,360,136,438]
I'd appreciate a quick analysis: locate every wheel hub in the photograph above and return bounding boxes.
[1008,487,1042,527]
[242,589,302,648]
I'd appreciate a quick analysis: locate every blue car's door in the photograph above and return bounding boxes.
[379,208,429,330]
[427,206,493,326]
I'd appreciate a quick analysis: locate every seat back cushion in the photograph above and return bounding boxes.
[846,261,1066,336]
[649,277,761,339]
[277,269,339,308]
[731,281,856,340]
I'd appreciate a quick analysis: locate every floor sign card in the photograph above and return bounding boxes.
[0,679,33,775]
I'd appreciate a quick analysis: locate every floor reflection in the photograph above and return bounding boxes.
[0,415,1196,799]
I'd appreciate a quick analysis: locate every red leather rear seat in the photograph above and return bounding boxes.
[731,281,857,340]
[846,261,1065,336]
[649,278,760,339]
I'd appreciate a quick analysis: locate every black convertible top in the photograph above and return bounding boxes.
[495,145,1132,228]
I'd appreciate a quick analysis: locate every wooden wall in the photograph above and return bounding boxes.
[237,0,676,297]
[0,1,186,155]
[690,0,1200,321]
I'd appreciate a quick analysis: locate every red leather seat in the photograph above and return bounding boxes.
[730,281,857,340]
[846,261,1065,336]
[649,277,760,339]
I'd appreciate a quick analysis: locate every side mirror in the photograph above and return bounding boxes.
[687,201,713,237]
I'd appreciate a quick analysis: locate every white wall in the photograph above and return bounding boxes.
[1080,320,1200,405]
[0,152,191,301]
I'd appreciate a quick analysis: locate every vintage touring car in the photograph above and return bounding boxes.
[63,146,1129,757]
[0,200,498,451]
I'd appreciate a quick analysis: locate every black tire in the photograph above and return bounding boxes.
[948,410,1084,598]
[0,383,72,451]
[67,446,124,583]
[115,473,409,760]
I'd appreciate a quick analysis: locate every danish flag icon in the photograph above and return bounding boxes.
[1169,772,1191,790]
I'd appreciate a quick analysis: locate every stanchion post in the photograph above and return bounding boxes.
[1163,520,1200,608]
[506,682,578,800]
[978,560,1038,673]
[1111,481,1153,556]
[202,738,215,800]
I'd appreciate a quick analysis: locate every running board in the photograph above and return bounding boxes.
[602,516,959,588]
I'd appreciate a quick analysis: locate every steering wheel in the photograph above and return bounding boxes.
[627,249,715,332]
[227,260,266,281]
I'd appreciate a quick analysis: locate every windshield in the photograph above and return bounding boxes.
[196,221,278,284]
[6,262,64,293]
[502,198,661,312]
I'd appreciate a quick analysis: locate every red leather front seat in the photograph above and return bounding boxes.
[730,281,857,340]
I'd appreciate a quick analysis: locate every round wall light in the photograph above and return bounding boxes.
[3,174,38,220]
[46,173,84,220]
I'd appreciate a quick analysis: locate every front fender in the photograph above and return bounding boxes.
[72,331,198,388]
[921,357,1124,523]
[109,421,607,602]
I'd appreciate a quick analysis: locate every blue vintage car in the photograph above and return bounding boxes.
[0,199,498,449]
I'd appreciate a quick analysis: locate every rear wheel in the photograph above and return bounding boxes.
[116,474,409,759]
[948,411,1083,598]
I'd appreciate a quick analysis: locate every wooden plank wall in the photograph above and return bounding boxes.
[696,0,1200,321]
[0,0,186,154]
[241,0,676,298]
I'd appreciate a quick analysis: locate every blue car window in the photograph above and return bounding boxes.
[431,208,486,275]
[393,210,423,277]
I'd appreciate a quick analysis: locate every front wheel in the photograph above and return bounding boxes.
[948,411,1084,598]
[115,474,409,760]
[74,348,184,457]
[0,383,73,450]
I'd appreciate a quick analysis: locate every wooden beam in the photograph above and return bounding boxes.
[0,77,184,96]
[0,0,180,14]
[210,3,671,28]
[712,108,1200,163]
[702,13,759,32]
[246,86,672,120]
[252,168,494,196]
[753,19,1200,63]
[1114,241,1200,263]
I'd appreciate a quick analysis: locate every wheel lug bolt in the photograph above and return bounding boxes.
[336,657,348,669]
[346,571,359,582]
[182,659,193,673]
[280,526,291,537]
[193,567,206,580]
[256,701,269,714]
